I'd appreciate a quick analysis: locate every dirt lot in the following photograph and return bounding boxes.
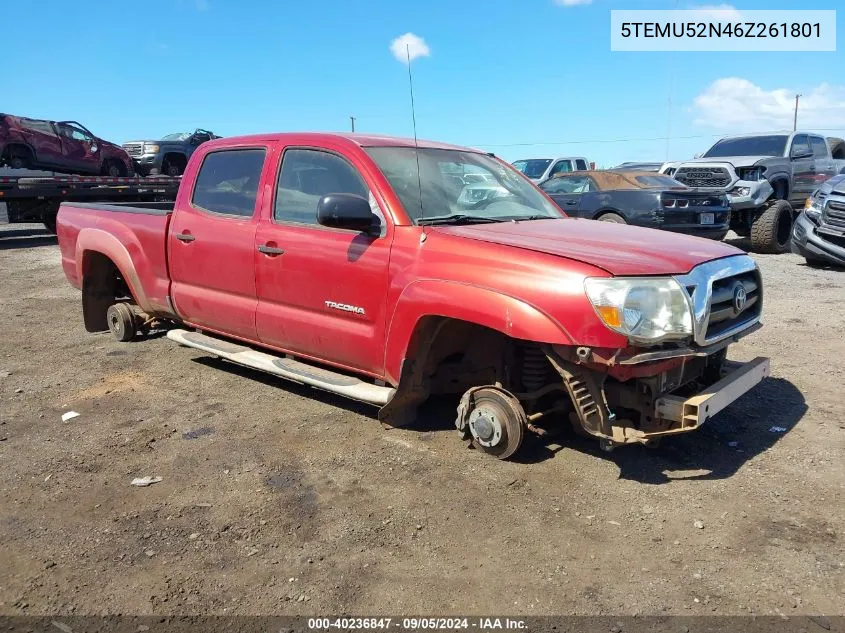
[0,222,843,616]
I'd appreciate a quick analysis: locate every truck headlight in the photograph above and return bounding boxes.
[144,144,160,153]
[738,167,764,181]
[584,278,693,343]
[804,193,823,222]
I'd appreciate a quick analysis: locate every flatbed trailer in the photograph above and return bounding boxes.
[0,174,180,233]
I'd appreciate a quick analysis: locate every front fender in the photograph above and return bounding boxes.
[383,280,573,383]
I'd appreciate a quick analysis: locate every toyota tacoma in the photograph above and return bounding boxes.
[56,132,769,459]
[662,132,845,253]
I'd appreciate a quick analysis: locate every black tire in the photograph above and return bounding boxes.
[106,303,137,342]
[597,212,627,224]
[9,153,29,170]
[162,159,183,177]
[102,161,122,177]
[750,200,793,254]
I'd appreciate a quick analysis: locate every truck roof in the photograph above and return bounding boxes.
[202,132,482,153]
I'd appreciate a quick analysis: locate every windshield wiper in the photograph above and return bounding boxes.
[417,214,509,226]
[511,215,556,222]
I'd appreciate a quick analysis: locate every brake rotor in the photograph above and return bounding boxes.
[457,386,526,460]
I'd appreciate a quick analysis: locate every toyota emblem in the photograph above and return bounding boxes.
[733,284,748,315]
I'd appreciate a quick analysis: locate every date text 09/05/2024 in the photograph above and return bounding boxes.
[307,618,528,630]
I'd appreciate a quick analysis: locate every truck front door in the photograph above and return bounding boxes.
[254,144,392,377]
[168,146,270,340]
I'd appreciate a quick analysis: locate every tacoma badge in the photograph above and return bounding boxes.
[325,301,365,315]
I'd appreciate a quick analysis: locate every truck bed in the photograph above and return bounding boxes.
[57,201,174,316]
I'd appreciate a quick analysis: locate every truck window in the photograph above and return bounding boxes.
[275,149,368,225]
[191,148,266,217]
[548,160,573,177]
[810,136,828,158]
[21,118,56,136]
[790,134,810,157]
[575,159,588,171]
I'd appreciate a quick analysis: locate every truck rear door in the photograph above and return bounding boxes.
[810,135,837,184]
[253,142,392,377]
[168,145,270,340]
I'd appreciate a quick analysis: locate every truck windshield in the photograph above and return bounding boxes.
[511,159,552,179]
[365,147,562,224]
[161,132,191,141]
[703,135,788,158]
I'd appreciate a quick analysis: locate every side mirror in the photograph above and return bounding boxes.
[317,193,378,234]
[693,153,702,159]
[791,148,813,160]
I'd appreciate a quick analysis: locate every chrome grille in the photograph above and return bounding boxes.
[674,255,762,346]
[822,199,845,229]
[123,143,144,157]
[704,271,762,341]
[674,166,732,188]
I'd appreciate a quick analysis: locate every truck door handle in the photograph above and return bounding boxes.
[176,233,195,243]
[565,200,577,206]
[257,244,285,256]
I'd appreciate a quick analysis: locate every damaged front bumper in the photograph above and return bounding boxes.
[650,357,770,437]
[726,179,773,210]
[548,346,770,447]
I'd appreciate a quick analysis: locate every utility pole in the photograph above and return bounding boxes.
[793,94,801,131]
[349,116,356,133]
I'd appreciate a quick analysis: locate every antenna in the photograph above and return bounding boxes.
[406,44,425,234]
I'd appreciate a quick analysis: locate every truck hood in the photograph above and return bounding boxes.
[682,156,769,168]
[436,218,741,276]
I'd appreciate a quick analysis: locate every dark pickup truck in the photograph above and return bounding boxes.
[0,114,134,177]
[56,132,769,459]
[122,129,219,176]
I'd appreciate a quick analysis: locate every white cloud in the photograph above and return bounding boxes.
[687,4,743,20]
[389,33,431,64]
[554,0,593,6]
[692,78,845,130]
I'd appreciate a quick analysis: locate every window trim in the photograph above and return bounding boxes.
[271,145,383,235]
[188,146,268,220]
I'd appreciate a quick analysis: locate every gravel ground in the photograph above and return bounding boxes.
[0,222,843,616]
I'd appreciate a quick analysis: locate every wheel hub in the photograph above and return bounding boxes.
[468,407,503,448]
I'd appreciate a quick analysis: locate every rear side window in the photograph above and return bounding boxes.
[192,149,266,217]
[575,159,588,171]
[810,136,828,158]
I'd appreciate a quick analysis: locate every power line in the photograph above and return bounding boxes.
[471,128,845,149]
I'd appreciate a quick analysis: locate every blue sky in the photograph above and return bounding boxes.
[5,0,843,167]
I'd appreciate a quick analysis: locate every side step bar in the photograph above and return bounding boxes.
[166,329,395,406]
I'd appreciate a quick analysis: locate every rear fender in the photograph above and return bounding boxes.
[76,227,152,311]
[383,280,572,383]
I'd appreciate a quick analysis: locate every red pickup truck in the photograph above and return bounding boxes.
[57,133,769,459]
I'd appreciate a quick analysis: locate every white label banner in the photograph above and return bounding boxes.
[611,10,836,51]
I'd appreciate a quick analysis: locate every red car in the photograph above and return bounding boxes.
[0,113,134,176]
[56,132,769,459]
